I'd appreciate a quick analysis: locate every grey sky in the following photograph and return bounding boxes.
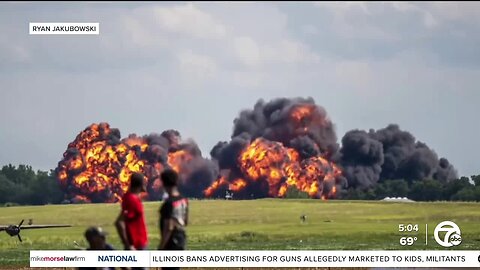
[0,2,479,177]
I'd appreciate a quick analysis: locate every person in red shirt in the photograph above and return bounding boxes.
[115,172,148,253]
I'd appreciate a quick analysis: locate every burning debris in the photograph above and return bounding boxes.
[55,97,457,203]
[56,123,217,203]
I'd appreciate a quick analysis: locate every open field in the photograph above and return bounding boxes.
[0,199,479,267]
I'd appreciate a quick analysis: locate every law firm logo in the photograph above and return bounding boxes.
[434,221,462,247]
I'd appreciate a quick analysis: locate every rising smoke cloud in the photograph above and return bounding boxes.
[210,97,457,198]
[56,97,458,202]
[211,97,340,167]
[231,97,339,158]
[340,124,457,191]
[209,97,345,199]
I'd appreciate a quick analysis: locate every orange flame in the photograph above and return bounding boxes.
[291,104,315,122]
[204,177,228,197]
[57,123,197,203]
[205,137,342,199]
[167,150,193,174]
[229,178,247,192]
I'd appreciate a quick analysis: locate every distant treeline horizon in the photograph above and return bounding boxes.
[0,163,479,206]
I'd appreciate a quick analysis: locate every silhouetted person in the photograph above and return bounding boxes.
[85,226,114,251]
[79,226,114,270]
[158,169,189,270]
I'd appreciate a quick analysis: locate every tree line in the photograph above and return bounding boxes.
[0,164,479,205]
[342,176,480,201]
[0,164,64,206]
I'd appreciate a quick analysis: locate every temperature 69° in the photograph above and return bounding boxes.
[400,236,417,246]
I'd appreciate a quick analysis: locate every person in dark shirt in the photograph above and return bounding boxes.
[158,169,189,270]
[85,226,114,251]
[78,226,115,270]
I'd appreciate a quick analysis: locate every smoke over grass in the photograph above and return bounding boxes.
[56,97,457,202]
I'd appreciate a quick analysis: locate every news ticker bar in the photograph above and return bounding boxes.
[30,250,480,268]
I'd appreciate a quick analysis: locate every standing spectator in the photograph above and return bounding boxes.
[158,169,189,270]
[115,172,148,270]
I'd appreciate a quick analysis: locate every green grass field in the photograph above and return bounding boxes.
[0,199,479,266]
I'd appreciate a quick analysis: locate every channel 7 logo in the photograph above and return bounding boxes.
[434,221,462,247]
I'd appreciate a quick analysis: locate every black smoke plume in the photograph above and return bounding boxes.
[231,97,339,157]
[211,97,457,198]
[340,124,457,190]
[212,97,339,165]
[210,97,346,199]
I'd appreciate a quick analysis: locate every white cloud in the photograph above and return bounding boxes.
[314,1,370,14]
[151,2,226,39]
[177,50,217,80]
[423,12,437,28]
[301,24,318,35]
[232,36,319,67]
[0,22,30,64]
[232,70,264,88]
[390,2,418,12]
[313,2,394,40]
[429,2,480,22]
[271,39,321,64]
[1,44,30,63]
[388,2,480,30]
[334,61,373,91]
[233,36,261,67]
[314,2,440,32]
[122,15,169,48]
[113,2,321,82]
[390,2,438,29]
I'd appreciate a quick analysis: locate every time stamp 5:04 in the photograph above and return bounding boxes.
[398,223,423,246]
[399,221,463,248]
